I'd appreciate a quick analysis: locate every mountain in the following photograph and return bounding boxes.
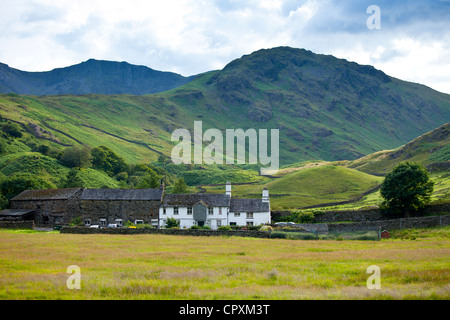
[0,46,449,167]
[345,122,450,175]
[0,59,194,95]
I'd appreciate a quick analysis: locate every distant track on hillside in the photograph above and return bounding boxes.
[78,124,169,157]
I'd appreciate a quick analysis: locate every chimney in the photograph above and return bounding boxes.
[262,187,269,203]
[225,181,231,197]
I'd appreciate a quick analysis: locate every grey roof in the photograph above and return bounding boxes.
[0,209,36,217]
[11,188,82,201]
[81,188,163,201]
[230,198,270,213]
[161,193,231,207]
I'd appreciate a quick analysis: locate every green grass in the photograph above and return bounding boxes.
[202,165,383,209]
[0,228,448,299]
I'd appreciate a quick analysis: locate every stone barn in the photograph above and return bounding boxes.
[80,187,164,227]
[10,188,83,227]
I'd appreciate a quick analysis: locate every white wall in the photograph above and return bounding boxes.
[159,206,229,230]
[228,211,271,226]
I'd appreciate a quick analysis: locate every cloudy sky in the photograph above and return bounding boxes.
[0,0,449,94]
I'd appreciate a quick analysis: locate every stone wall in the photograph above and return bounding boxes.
[0,220,34,229]
[272,203,450,223]
[60,226,271,238]
[326,214,450,233]
[80,200,160,225]
[10,198,80,226]
[312,208,383,222]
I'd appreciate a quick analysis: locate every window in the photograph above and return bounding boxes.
[230,222,236,226]
[217,220,222,227]
[246,212,253,219]
[163,208,166,215]
[234,212,240,217]
[115,219,123,227]
[135,220,144,225]
[208,207,213,215]
[246,221,254,226]
[99,218,107,226]
[187,207,192,215]
[219,208,222,215]
[84,219,91,226]
[174,207,179,215]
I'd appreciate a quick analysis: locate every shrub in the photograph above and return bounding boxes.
[69,216,83,226]
[291,210,315,223]
[165,217,180,228]
[260,225,273,232]
[135,224,154,229]
[218,225,232,231]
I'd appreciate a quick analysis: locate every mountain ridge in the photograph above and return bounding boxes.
[0,46,449,166]
[0,59,195,95]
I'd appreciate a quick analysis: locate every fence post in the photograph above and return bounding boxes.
[378,226,381,241]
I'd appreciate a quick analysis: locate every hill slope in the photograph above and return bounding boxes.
[345,122,450,175]
[0,46,449,167]
[0,59,194,95]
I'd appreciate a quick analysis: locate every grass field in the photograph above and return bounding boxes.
[0,227,449,300]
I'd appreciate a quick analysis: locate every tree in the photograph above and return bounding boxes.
[172,177,188,194]
[380,161,434,218]
[0,173,54,200]
[91,146,129,176]
[1,123,23,138]
[60,146,92,169]
[60,169,85,188]
[136,171,160,189]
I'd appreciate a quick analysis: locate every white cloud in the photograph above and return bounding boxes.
[0,0,449,94]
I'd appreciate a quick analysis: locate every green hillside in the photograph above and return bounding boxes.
[201,165,383,209]
[0,46,448,211]
[0,47,449,168]
[344,122,449,175]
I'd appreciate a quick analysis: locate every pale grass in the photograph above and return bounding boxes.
[0,230,448,300]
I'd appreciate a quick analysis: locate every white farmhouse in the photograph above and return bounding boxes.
[159,182,270,229]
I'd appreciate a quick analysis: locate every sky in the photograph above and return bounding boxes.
[0,0,449,94]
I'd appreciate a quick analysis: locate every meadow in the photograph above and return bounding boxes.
[0,227,449,300]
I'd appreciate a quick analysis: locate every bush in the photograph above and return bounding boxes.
[260,225,273,232]
[218,225,232,231]
[291,210,315,223]
[165,217,180,228]
[69,216,83,226]
[2,123,23,138]
[135,224,154,229]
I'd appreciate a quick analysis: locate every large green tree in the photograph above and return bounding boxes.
[91,146,129,176]
[0,173,55,200]
[60,146,92,169]
[380,161,434,218]
[172,177,188,194]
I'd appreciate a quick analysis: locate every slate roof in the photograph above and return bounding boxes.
[0,209,36,217]
[81,188,163,201]
[11,188,82,201]
[161,193,231,207]
[230,198,270,213]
